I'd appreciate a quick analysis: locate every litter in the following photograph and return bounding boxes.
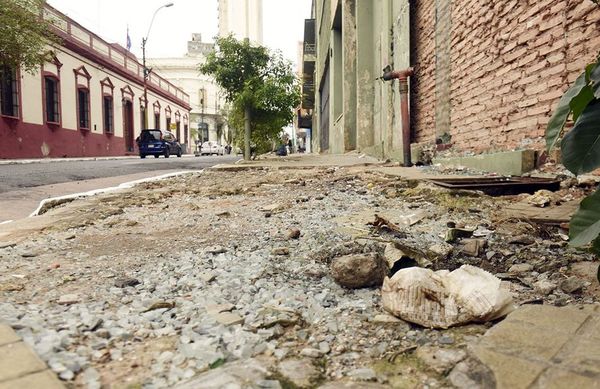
[381,265,514,329]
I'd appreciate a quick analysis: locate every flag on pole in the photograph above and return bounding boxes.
[126,26,131,51]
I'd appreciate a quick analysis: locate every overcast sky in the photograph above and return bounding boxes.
[47,0,311,67]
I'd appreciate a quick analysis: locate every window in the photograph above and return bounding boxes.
[153,101,161,128]
[103,96,113,133]
[0,66,19,117]
[77,88,90,129]
[74,66,91,130]
[44,76,60,123]
[165,106,172,130]
[101,77,115,133]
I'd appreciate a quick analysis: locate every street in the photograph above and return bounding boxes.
[0,155,240,222]
[0,155,240,194]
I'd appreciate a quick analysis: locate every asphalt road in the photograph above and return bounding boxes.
[0,155,240,194]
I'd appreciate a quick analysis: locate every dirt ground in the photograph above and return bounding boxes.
[0,165,598,388]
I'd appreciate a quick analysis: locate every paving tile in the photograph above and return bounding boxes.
[471,347,546,389]
[0,370,64,389]
[502,305,591,334]
[472,305,600,389]
[478,320,570,361]
[0,342,47,382]
[552,335,600,376]
[0,324,20,347]
[535,368,600,389]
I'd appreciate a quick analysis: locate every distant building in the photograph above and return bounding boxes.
[147,34,228,151]
[308,0,600,173]
[0,4,190,159]
[218,0,263,44]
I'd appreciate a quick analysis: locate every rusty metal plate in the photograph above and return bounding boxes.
[426,177,561,196]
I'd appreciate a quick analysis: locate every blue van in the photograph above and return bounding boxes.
[138,129,182,159]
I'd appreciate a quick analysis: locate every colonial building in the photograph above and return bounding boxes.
[0,4,190,159]
[148,34,228,152]
[308,0,600,172]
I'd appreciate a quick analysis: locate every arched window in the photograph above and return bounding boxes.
[101,77,114,133]
[153,101,161,129]
[0,65,20,118]
[165,106,172,131]
[74,66,91,130]
[43,56,62,125]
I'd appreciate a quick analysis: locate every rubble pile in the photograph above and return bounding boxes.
[0,166,597,388]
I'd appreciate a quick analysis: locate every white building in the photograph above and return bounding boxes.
[0,4,190,159]
[147,34,229,151]
[218,0,263,44]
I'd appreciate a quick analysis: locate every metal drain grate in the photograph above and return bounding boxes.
[426,177,561,196]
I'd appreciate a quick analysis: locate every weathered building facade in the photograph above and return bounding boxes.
[310,0,600,167]
[0,5,190,159]
[148,34,229,152]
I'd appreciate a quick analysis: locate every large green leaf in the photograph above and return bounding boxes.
[592,237,600,256]
[546,72,589,152]
[591,60,600,99]
[561,101,600,175]
[570,187,600,247]
[570,85,595,122]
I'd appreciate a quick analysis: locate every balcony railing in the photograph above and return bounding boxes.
[43,5,190,105]
[304,43,316,56]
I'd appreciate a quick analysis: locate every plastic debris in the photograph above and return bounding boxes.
[381,265,514,328]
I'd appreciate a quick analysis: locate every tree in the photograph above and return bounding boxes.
[199,36,300,160]
[545,6,600,281]
[0,0,60,73]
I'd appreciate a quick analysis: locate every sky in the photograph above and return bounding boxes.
[46,0,312,68]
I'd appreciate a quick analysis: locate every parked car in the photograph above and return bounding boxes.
[200,141,224,156]
[138,129,182,159]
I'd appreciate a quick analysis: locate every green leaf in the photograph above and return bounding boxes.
[591,61,600,99]
[570,85,595,122]
[209,358,225,369]
[592,237,600,256]
[546,72,589,152]
[569,187,600,247]
[561,100,600,175]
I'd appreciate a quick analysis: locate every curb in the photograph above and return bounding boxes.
[29,170,199,217]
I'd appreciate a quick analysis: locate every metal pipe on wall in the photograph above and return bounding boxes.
[382,67,414,166]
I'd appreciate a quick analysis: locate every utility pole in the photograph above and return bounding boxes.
[142,2,174,129]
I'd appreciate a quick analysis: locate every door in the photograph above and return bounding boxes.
[123,100,134,152]
[319,65,330,152]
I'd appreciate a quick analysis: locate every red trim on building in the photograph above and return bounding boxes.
[0,120,126,159]
[55,32,191,111]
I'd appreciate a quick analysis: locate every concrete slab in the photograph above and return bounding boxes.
[0,370,65,389]
[433,149,536,176]
[0,342,47,381]
[211,152,384,171]
[0,324,64,388]
[503,200,579,225]
[0,324,20,347]
[470,305,600,389]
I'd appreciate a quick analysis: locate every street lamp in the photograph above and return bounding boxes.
[142,2,174,129]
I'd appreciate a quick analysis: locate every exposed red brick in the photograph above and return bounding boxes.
[412,0,600,153]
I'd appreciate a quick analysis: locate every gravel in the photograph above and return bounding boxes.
[0,167,597,388]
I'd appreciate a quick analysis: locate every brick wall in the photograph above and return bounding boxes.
[412,0,600,153]
[411,1,436,142]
